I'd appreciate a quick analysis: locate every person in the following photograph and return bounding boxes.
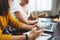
[0,0,43,40]
[10,0,48,25]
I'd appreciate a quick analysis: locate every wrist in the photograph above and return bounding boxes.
[25,34,28,40]
[28,34,35,40]
[28,34,32,40]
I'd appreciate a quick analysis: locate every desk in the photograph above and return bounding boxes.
[53,18,60,22]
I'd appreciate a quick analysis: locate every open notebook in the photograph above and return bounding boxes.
[37,18,57,32]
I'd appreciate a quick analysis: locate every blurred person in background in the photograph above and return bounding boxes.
[10,0,48,25]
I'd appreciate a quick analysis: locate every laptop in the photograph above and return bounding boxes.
[37,18,57,32]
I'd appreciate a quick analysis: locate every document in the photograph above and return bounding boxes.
[36,33,51,40]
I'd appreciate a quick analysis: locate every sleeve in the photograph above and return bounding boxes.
[0,30,12,40]
[8,12,23,29]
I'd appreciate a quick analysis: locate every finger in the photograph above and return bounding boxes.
[37,30,44,35]
[33,25,39,29]
[31,27,37,32]
[34,24,40,29]
[37,29,44,33]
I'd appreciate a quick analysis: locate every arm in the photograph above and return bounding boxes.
[12,28,44,40]
[8,12,35,30]
[0,28,44,40]
[12,35,26,40]
[29,12,48,20]
[29,12,38,20]
[0,29,30,40]
[14,11,38,25]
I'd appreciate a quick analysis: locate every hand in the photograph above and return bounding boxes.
[38,12,48,17]
[32,24,40,30]
[28,27,44,40]
[34,24,40,30]
[35,18,39,23]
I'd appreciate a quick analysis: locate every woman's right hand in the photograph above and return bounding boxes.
[38,12,48,18]
[28,27,44,40]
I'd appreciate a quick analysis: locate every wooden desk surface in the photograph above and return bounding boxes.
[53,18,60,22]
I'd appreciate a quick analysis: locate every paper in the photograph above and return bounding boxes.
[37,18,52,28]
[36,33,51,40]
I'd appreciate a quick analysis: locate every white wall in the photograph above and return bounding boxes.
[29,0,60,16]
[29,0,52,11]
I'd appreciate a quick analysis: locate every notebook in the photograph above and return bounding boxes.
[37,18,57,32]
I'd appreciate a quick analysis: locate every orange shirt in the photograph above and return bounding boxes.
[0,11,23,40]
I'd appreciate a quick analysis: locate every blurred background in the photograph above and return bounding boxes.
[28,0,60,16]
